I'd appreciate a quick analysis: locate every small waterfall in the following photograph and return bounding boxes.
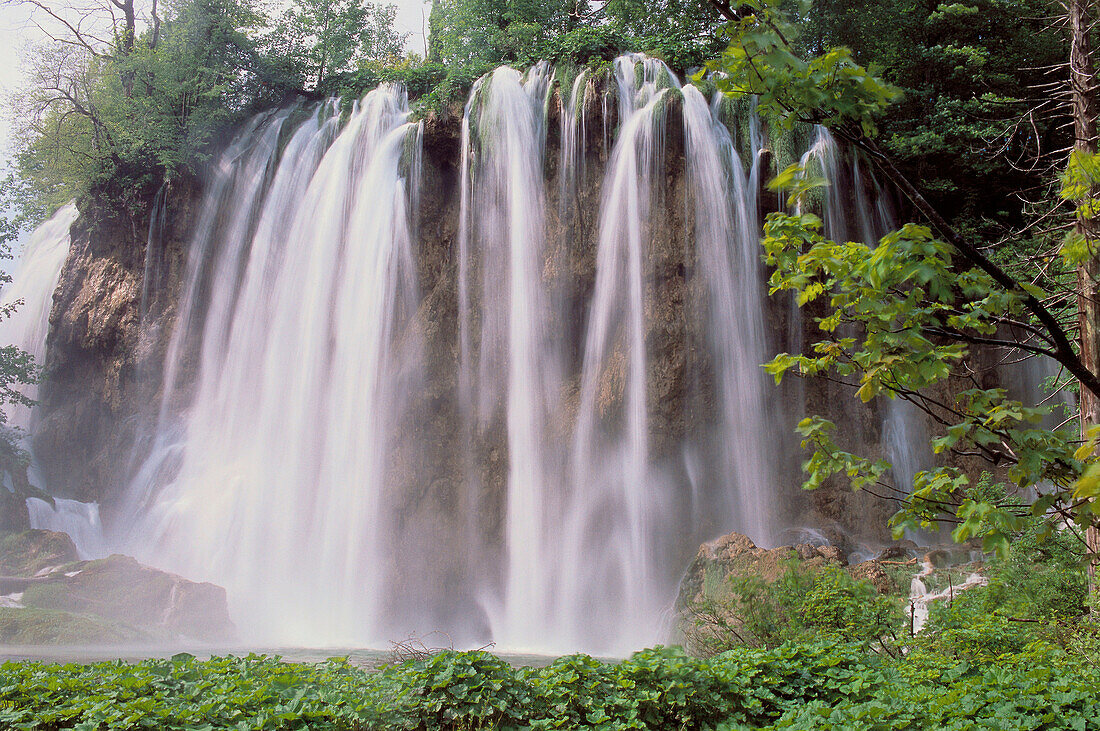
[884,397,929,493]
[140,184,169,318]
[0,203,78,431]
[682,85,775,545]
[0,203,110,558]
[797,126,847,241]
[559,70,589,225]
[27,497,108,559]
[457,63,565,647]
[122,88,423,645]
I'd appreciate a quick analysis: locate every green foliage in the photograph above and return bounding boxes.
[0,179,45,514]
[800,0,1068,243]
[909,510,1089,662]
[1060,149,1100,267]
[426,0,725,72]
[15,0,292,214]
[272,0,406,88]
[687,561,903,656]
[427,0,589,65]
[12,0,407,212]
[1,643,1098,730]
[757,199,1088,552]
[704,0,901,136]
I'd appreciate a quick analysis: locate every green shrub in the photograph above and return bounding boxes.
[687,561,903,656]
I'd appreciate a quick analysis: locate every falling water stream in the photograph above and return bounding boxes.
[0,203,78,431]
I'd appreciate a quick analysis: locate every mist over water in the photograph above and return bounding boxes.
[13,57,900,654]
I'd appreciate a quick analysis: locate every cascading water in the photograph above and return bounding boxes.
[0,203,78,431]
[140,184,169,319]
[0,203,111,557]
[27,497,108,558]
[453,56,785,652]
[121,87,424,645]
[555,56,678,650]
[457,63,569,647]
[682,85,775,546]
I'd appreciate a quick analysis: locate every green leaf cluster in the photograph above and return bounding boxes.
[703,0,900,136]
[1,641,1099,729]
[756,199,1088,553]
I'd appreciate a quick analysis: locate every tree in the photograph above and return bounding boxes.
[0,176,50,531]
[274,0,406,88]
[427,0,588,65]
[9,0,292,211]
[704,0,1100,566]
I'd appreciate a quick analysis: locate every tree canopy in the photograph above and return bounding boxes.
[6,0,406,212]
[705,0,1100,564]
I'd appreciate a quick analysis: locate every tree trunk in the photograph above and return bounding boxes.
[1070,0,1100,594]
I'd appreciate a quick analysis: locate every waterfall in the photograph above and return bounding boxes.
[0,202,110,557]
[682,85,775,545]
[121,87,423,645]
[0,202,78,431]
[551,55,677,651]
[140,184,169,319]
[27,497,108,559]
[20,54,920,653]
[457,63,567,647]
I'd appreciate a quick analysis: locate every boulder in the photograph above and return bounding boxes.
[20,554,235,643]
[846,560,897,595]
[1,530,235,644]
[678,531,846,607]
[0,530,79,577]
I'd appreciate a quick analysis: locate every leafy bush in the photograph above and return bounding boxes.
[687,561,903,656]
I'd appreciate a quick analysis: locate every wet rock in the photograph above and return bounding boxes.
[846,560,896,595]
[925,549,952,569]
[0,530,79,577]
[678,531,846,607]
[18,554,235,643]
[875,544,914,562]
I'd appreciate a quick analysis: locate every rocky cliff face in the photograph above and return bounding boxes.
[34,178,199,507]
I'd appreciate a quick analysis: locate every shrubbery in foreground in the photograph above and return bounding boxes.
[1,641,1098,730]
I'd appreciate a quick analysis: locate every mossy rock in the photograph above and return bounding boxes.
[0,607,150,645]
[0,530,79,577]
[20,554,235,642]
[677,532,840,608]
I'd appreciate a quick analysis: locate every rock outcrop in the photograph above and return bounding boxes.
[0,529,235,644]
[677,531,848,608]
[33,178,199,508]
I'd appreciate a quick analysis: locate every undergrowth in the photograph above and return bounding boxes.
[1,640,1098,730]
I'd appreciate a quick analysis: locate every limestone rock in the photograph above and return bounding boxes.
[846,560,896,595]
[0,530,79,577]
[678,531,846,607]
[20,554,235,643]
